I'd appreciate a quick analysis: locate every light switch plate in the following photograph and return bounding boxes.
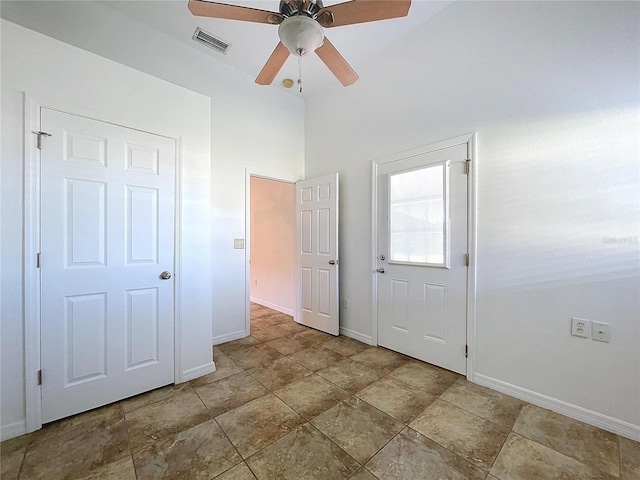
[234,238,245,249]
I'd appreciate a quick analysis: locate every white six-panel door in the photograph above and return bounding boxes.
[295,174,339,335]
[377,144,468,374]
[40,109,176,422]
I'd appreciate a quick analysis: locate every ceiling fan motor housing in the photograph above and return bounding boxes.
[278,15,325,56]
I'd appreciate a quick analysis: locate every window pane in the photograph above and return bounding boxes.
[389,164,446,265]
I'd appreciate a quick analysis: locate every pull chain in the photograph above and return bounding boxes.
[297,51,303,93]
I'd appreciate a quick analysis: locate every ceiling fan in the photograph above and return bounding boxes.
[188,0,412,87]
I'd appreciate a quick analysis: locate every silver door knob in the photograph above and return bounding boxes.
[160,271,172,280]
[376,268,385,274]
[328,259,337,265]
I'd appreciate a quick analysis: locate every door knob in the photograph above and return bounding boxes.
[328,259,337,265]
[160,271,172,280]
[376,268,385,274]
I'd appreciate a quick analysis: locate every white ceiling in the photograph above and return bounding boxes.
[98,0,452,98]
[1,0,452,99]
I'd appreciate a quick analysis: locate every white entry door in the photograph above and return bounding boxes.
[40,109,176,423]
[295,173,339,335]
[377,144,468,374]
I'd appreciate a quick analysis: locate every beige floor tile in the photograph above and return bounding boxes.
[1,434,30,480]
[21,404,130,479]
[77,456,137,480]
[356,377,436,424]
[190,352,244,388]
[246,423,360,480]
[121,383,193,413]
[513,404,620,476]
[389,360,460,395]
[620,436,640,480]
[247,356,313,391]
[250,326,290,343]
[366,427,486,480]
[440,378,525,428]
[409,399,510,470]
[195,372,268,417]
[125,390,210,452]
[348,347,408,376]
[289,346,345,371]
[267,334,314,355]
[323,337,371,357]
[214,462,257,480]
[250,317,277,331]
[311,397,403,464]
[133,420,241,480]
[226,343,283,370]
[349,469,379,480]
[490,432,618,480]
[317,358,381,394]
[249,305,273,317]
[216,394,303,458]
[264,313,294,325]
[217,336,262,355]
[274,374,350,419]
[278,321,310,334]
[295,329,335,344]
[213,346,224,357]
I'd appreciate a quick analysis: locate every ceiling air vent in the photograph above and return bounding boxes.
[193,27,230,54]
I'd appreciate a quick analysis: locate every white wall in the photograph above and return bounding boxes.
[0,0,305,346]
[305,1,640,437]
[250,177,295,315]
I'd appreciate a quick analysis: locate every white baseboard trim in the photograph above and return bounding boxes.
[250,297,294,316]
[474,373,640,442]
[339,327,374,345]
[180,361,216,383]
[213,330,248,345]
[1,420,27,442]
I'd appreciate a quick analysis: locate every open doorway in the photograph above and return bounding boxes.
[249,176,295,332]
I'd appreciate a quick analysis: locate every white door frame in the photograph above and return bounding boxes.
[23,93,185,432]
[371,133,478,379]
[244,168,300,336]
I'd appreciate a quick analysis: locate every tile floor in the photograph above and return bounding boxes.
[2,303,638,479]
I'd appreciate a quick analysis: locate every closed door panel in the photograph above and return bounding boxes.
[377,144,468,374]
[40,109,176,423]
[296,174,339,335]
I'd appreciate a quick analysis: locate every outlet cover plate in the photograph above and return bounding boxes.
[571,317,590,338]
[592,321,611,342]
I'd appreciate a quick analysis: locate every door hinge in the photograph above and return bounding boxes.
[35,131,52,150]
[465,345,468,358]
[465,253,470,266]
[37,369,42,385]
[464,159,471,175]
[37,253,42,268]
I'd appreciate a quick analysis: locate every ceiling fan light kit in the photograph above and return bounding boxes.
[188,0,412,87]
[278,15,324,57]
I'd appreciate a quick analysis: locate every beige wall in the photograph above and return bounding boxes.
[250,177,295,315]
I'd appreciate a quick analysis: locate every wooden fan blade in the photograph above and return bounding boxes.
[256,42,290,85]
[317,0,411,28]
[188,0,283,25]
[315,37,359,86]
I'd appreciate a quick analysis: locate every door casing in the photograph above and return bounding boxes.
[23,94,185,432]
[371,133,478,380]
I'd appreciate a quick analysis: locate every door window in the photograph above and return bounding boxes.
[388,161,449,267]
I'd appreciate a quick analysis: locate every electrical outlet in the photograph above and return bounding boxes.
[592,321,611,342]
[342,298,349,310]
[254,279,258,286]
[571,317,590,338]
